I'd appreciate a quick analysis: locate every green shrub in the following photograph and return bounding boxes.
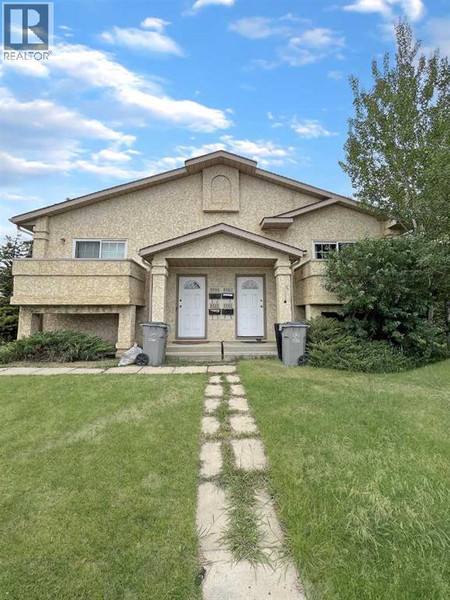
[0,305,19,344]
[0,330,115,364]
[307,318,414,373]
[324,236,450,362]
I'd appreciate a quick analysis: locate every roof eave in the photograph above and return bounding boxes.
[9,166,188,226]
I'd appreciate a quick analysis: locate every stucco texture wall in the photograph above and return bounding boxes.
[42,313,119,344]
[43,171,318,262]
[270,205,384,261]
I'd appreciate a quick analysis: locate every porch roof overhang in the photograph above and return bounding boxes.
[138,223,305,262]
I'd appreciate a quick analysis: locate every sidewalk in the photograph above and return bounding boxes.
[0,365,237,376]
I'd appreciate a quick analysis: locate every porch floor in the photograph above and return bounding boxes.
[166,341,278,362]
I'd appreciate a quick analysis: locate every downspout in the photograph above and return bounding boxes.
[17,225,33,237]
[291,251,307,320]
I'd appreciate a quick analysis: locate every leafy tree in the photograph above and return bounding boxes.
[324,237,449,361]
[0,234,32,342]
[340,21,450,238]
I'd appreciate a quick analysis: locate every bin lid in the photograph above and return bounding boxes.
[140,321,168,329]
[280,322,310,329]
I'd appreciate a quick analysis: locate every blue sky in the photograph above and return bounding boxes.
[1,0,449,239]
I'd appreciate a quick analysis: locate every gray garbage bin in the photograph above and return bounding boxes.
[140,322,168,366]
[280,322,309,366]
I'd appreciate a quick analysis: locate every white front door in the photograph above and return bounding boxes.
[178,276,206,338]
[237,276,264,337]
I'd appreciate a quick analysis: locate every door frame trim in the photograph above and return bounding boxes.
[235,274,267,340]
[176,274,208,340]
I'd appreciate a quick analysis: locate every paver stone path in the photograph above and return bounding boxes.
[196,373,306,599]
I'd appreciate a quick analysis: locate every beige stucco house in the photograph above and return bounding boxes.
[10,150,395,359]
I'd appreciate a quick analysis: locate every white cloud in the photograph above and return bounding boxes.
[267,111,274,120]
[3,43,232,132]
[174,135,298,167]
[229,16,289,39]
[116,86,231,132]
[2,191,44,202]
[1,152,72,180]
[342,0,425,22]
[328,70,344,79]
[221,135,295,160]
[74,160,149,179]
[1,87,140,184]
[101,24,184,56]
[231,17,346,68]
[91,148,134,163]
[0,89,134,147]
[291,119,337,139]
[277,28,345,67]
[141,136,299,174]
[278,45,322,67]
[192,0,235,10]
[140,17,171,32]
[292,28,345,48]
[2,149,151,184]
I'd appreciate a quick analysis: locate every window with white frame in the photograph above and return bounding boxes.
[74,239,126,259]
[314,241,355,260]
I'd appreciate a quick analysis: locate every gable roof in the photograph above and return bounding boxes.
[10,150,355,230]
[274,197,375,218]
[259,196,381,226]
[138,222,305,261]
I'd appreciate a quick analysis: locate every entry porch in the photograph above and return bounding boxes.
[139,223,306,346]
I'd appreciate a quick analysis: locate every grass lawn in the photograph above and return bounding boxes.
[0,359,119,369]
[240,359,450,600]
[0,374,205,600]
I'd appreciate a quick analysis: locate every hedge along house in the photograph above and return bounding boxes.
[10,151,396,359]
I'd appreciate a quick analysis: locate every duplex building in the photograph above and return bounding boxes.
[10,150,395,359]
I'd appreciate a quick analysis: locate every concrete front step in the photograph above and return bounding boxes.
[166,341,278,361]
[166,343,222,362]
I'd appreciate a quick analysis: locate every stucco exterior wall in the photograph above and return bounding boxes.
[42,171,318,262]
[269,205,384,261]
[11,259,147,306]
[294,261,338,306]
[154,233,290,262]
[165,266,277,342]
[42,313,119,344]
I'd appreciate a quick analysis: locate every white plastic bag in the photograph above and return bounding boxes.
[118,343,143,366]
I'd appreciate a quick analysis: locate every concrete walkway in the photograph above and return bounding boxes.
[0,365,237,375]
[197,374,306,599]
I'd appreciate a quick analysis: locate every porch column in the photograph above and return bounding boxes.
[150,258,168,323]
[17,307,41,339]
[116,305,137,354]
[275,259,293,323]
[305,305,312,321]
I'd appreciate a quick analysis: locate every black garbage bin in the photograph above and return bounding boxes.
[274,323,282,360]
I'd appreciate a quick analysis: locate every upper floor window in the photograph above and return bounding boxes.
[74,239,126,259]
[314,241,354,260]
